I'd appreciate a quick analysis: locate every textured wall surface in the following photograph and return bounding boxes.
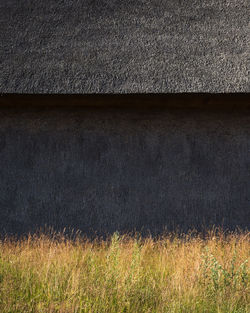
[0,0,248,93]
[0,106,249,236]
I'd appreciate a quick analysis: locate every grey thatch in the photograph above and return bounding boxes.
[0,0,249,93]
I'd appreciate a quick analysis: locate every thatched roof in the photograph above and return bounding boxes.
[0,0,248,93]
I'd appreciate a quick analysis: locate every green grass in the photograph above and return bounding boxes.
[0,230,249,313]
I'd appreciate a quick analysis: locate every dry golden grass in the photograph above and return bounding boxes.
[0,229,249,313]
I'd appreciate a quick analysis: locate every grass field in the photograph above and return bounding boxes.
[0,229,249,313]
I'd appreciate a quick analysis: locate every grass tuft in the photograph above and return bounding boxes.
[0,229,249,312]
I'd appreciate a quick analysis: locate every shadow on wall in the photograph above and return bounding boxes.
[0,94,249,237]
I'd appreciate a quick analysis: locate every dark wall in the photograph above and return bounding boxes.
[0,102,249,236]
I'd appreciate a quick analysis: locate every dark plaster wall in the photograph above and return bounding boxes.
[0,105,249,236]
